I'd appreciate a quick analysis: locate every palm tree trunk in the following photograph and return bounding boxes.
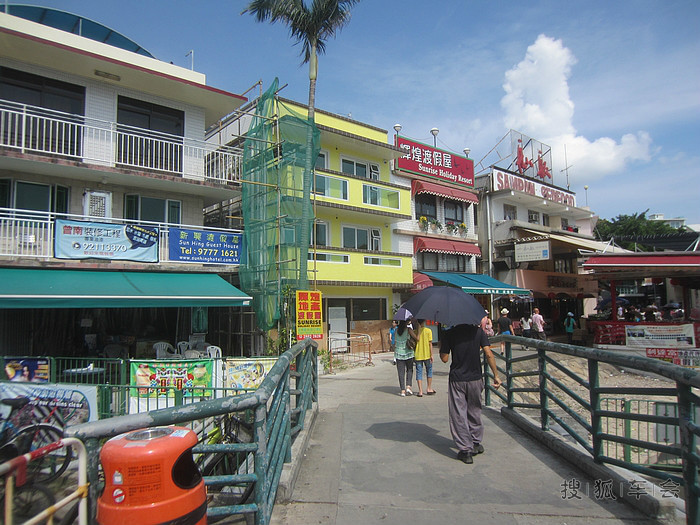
[298,42,318,289]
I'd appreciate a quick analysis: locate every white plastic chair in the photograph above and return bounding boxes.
[206,345,222,359]
[177,341,191,354]
[184,349,203,359]
[153,341,178,359]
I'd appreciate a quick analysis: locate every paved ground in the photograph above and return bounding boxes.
[269,350,682,525]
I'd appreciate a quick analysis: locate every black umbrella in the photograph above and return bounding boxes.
[393,306,413,321]
[595,297,630,310]
[401,286,485,326]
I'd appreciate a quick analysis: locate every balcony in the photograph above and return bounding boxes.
[0,207,242,265]
[0,100,243,183]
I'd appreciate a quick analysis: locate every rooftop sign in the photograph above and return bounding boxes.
[395,136,474,187]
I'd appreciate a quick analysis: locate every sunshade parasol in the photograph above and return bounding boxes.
[401,286,485,327]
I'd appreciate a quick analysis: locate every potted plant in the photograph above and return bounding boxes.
[445,222,458,234]
[429,218,443,232]
[458,222,467,234]
[419,216,428,231]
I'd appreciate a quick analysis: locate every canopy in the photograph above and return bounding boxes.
[414,237,481,256]
[420,271,530,296]
[0,268,252,308]
[520,228,628,253]
[412,180,479,204]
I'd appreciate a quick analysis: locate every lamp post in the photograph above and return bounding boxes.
[463,147,470,158]
[430,127,439,147]
[393,123,402,136]
[584,185,589,207]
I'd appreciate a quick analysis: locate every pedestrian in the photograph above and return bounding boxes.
[440,323,501,464]
[531,307,546,341]
[496,308,513,354]
[394,319,417,397]
[520,313,532,338]
[481,311,494,337]
[414,319,436,397]
[564,312,576,344]
[389,320,398,364]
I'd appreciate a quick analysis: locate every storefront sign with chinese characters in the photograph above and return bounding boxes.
[296,290,323,340]
[396,136,474,187]
[168,227,241,264]
[55,219,158,262]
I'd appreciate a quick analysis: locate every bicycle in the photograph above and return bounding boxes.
[0,396,72,484]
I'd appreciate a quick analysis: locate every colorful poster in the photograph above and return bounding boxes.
[55,219,158,262]
[130,360,213,397]
[296,290,323,340]
[168,227,242,264]
[646,348,700,368]
[224,358,277,390]
[626,324,696,348]
[3,357,50,383]
[0,382,98,428]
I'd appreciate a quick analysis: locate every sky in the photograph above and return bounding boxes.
[13,1,700,225]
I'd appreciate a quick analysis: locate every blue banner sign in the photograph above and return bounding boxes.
[55,219,159,262]
[169,227,241,264]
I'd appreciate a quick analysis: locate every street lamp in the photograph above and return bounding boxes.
[393,123,402,135]
[463,147,470,158]
[584,185,589,207]
[430,127,439,147]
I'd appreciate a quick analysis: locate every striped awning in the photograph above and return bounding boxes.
[412,180,478,204]
[414,237,481,257]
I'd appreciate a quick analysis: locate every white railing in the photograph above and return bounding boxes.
[0,208,242,262]
[0,100,244,182]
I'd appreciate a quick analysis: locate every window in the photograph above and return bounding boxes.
[561,217,569,229]
[315,151,327,170]
[312,221,328,246]
[117,96,184,172]
[445,254,466,272]
[417,252,438,271]
[444,199,463,223]
[542,213,550,227]
[415,193,437,220]
[124,194,181,224]
[362,184,400,209]
[0,67,84,115]
[528,210,540,224]
[341,158,379,180]
[10,181,69,215]
[352,298,386,321]
[342,226,380,251]
[504,204,517,221]
[314,174,347,199]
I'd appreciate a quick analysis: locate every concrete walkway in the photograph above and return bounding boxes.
[270,351,680,525]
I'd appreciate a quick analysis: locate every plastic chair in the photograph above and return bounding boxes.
[103,343,128,359]
[153,341,178,359]
[205,345,222,359]
[184,349,203,359]
[177,341,191,354]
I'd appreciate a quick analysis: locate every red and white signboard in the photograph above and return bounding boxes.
[396,136,474,187]
[493,169,576,207]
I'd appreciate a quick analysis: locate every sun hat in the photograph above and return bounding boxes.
[501,308,509,314]
[567,312,574,317]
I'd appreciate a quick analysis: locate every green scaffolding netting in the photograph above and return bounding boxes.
[239,79,320,331]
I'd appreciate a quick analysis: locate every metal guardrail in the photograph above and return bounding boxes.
[0,100,243,182]
[66,339,318,525]
[326,332,373,373]
[485,335,700,523]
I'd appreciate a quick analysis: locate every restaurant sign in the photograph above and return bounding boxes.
[515,240,550,262]
[55,219,158,262]
[296,290,323,340]
[395,136,474,187]
[493,169,576,207]
[169,227,242,264]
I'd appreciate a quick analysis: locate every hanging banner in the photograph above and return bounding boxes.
[296,290,323,340]
[224,358,278,390]
[168,227,242,264]
[625,324,696,348]
[0,382,98,427]
[646,348,700,368]
[395,136,474,187]
[4,357,50,382]
[55,219,158,262]
[130,360,213,398]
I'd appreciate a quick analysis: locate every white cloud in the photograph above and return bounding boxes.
[501,34,652,182]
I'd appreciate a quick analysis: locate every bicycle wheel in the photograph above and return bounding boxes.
[11,424,72,483]
[202,451,255,524]
[2,482,56,521]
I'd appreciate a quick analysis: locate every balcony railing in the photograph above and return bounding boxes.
[0,207,242,263]
[0,100,243,182]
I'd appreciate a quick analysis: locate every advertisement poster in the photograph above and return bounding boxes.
[296,290,323,340]
[626,324,696,348]
[396,136,474,187]
[55,219,158,262]
[168,227,242,264]
[646,348,700,368]
[130,360,214,398]
[224,358,277,390]
[3,357,50,382]
[0,382,98,428]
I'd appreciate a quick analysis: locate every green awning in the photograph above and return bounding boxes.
[0,268,252,309]
[420,272,531,296]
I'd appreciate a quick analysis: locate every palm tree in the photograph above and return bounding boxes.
[243,0,360,288]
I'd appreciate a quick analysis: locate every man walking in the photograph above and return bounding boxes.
[532,307,546,340]
[440,324,501,464]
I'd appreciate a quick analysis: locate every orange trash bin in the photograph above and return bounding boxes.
[97,426,207,525]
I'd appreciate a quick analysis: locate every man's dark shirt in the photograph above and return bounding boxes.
[497,315,512,333]
[441,324,489,382]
